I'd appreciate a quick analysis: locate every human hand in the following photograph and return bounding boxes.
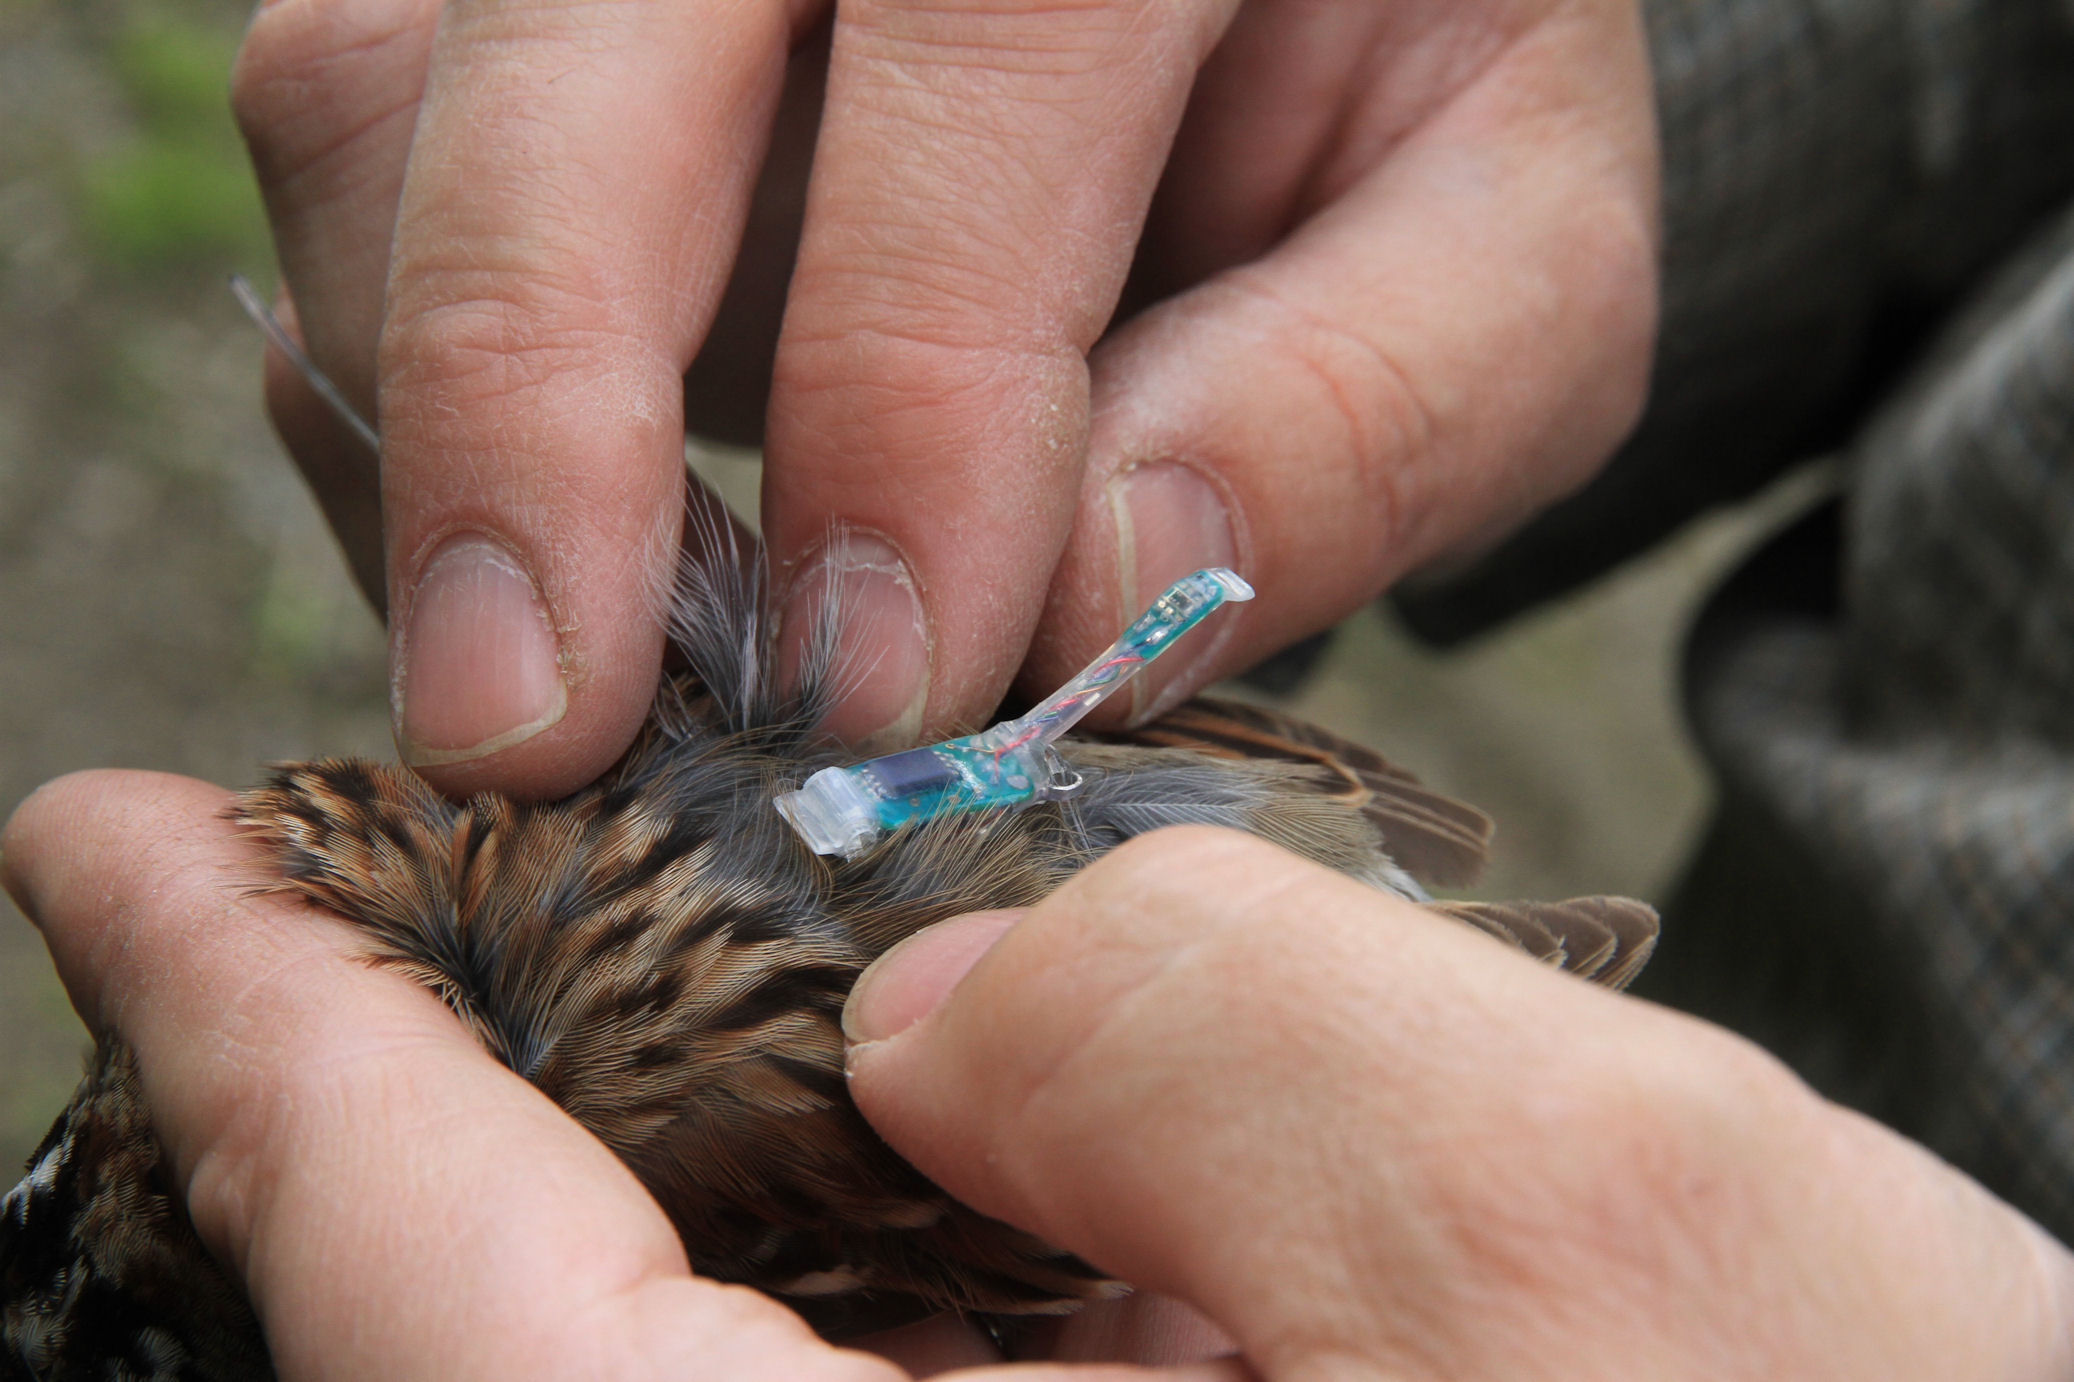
[843,828,2074,1380]
[2,770,892,1381]
[10,775,2071,1380]
[230,0,1659,799]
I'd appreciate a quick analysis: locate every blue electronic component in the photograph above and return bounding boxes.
[775,568,1254,859]
[860,747,961,799]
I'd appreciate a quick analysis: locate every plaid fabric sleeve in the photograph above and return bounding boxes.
[1668,203,2074,1240]
[1395,0,2074,642]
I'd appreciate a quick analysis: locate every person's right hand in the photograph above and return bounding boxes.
[230,0,1658,802]
[844,828,2074,1380]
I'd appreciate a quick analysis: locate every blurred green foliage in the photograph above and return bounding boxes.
[80,8,267,271]
[250,559,343,680]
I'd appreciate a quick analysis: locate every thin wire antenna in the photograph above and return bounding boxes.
[228,273,381,455]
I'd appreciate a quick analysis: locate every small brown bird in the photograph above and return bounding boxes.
[2,531,1657,1381]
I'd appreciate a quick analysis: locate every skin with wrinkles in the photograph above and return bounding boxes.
[229,0,1658,798]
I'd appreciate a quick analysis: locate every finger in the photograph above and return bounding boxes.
[844,829,2074,1380]
[1029,4,1660,722]
[760,0,1241,748]
[0,771,899,1382]
[843,834,1616,1375]
[376,0,808,798]
[232,0,443,611]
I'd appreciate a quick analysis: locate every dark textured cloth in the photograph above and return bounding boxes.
[1664,207,2074,1237]
[1396,0,2074,642]
[1431,0,2074,1241]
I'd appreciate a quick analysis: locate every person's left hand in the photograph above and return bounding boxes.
[0,769,1232,1379]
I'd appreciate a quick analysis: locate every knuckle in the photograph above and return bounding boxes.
[231,0,434,183]
[773,318,1086,482]
[1428,1011,1813,1290]
[1219,271,1434,530]
[227,10,303,142]
[848,0,1131,51]
[376,278,628,427]
[178,1089,281,1281]
[1316,302,1431,463]
[789,233,1077,353]
[843,0,1223,76]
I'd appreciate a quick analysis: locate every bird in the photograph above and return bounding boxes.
[2,524,1658,1382]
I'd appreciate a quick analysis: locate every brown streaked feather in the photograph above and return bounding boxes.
[232,741,1128,1338]
[1,1042,269,1382]
[1424,897,1660,991]
[224,697,1652,1343]
[1114,696,1494,887]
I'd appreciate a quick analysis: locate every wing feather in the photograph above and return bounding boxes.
[1114,697,1493,887]
[1423,897,1660,990]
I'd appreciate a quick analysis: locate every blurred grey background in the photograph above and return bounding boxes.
[0,0,1804,1174]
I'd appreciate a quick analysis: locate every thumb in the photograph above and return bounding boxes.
[839,826,1630,1380]
[842,828,2074,1382]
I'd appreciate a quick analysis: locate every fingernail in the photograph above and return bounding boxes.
[395,534,568,766]
[786,533,929,752]
[1110,464,1238,720]
[844,910,1023,1045]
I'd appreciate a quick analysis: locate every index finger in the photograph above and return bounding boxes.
[0,770,898,1382]
[762,0,1240,748]
[375,0,807,800]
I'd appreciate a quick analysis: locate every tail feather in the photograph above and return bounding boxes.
[1425,897,1660,991]
[1113,697,1493,887]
